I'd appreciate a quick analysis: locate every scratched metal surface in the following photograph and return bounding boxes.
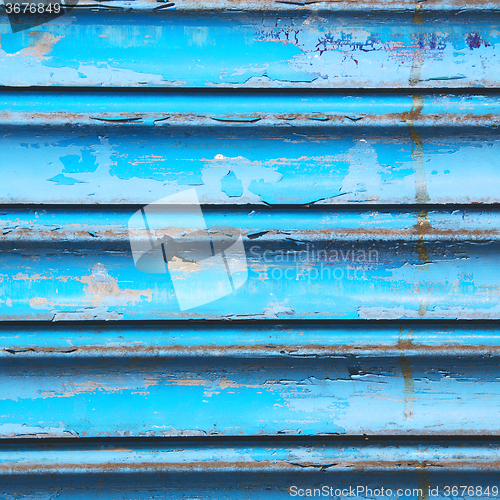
[0,440,499,498]
[2,354,500,436]
[55,0,500,11]
[1,92,499,205]
[1,0,500,497]
[1,11,499,88]
[1,208,499,320]
[2,322,500,356]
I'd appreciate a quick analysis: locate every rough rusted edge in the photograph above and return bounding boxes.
[2,226,499,242]
[46,0,500,12]
[2,457,500,474]
[3,343,500,357]
[1,112,499,127]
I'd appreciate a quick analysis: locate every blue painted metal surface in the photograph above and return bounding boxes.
[1,208,499,320]
[0,11,499,88]
[0,439,499,498]
[1,439,500,470]
[41,0,500,10]
[1,0,499,496]
[1,354,500,437]
[1,323,499,356]
[0,93,499,205]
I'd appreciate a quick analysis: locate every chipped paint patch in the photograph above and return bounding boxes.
[1,12,500,87]
[0,422,79,438]
[399,328,416,419]
[48,173,87,185]
[220,171,244,198]
[80,263,153,307]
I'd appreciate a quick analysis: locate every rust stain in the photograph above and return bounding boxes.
[25,264,153,320]
[4,342,500,356]
[218,379,262,390]
[398,328,415,419]
[0,32,62,59]
[25,32,63,57]
[417,465,431,500]
[171,378,262,392]
[409,1,424,86]
[80,263,153,306]
[2,459,500,474]
[409,49,424,87]
[39,379,159,399]
[1,111,499,127]
[405,94,431,317]
[408,97,430,206]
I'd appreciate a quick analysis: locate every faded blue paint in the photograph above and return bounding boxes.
[0,323,499,356]
[1,248,497,320]
[0,92,499,204]
[0,12,499,87]
[0,356,500,436]
[1,0,499,495]
[0,209,498,321]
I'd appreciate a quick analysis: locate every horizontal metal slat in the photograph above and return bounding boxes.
[1,439,500,472]
[2,322,500,357]
[0,439,499,497]
[0,355,499,437]
[3,92,500,123]
[1,0,498,496]
[43,0,500,12]
[3,208,498,241]
[1,208,499,321]
[1,92,499,205]
[1,11,499,88]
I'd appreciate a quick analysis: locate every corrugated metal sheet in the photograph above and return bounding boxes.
[1,0,499,497]
[1,208,500,320]
[1,92,499,205]
[1,10,499,88]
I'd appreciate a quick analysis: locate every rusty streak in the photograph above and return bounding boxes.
[399,328,416,419]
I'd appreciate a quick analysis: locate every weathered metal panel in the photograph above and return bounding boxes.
[1,0,499,496]
[1,440,500,498]
[1,208,499,320]
[1,11,499,88]
[2,439,500,471]
[0,92,499,205]
[1,354,500,437]
[2,323,500,357]
[54,0,500,11]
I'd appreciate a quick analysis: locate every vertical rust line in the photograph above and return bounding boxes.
[405,94,431,317]
[408,3,431,314]
[398,328,415,419]
[410,2,424,86]
[407,95,429,205]
[417,466,431,500]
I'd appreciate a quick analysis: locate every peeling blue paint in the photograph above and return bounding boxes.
[221,171,244,197]
[47,173,86,185]
[0,93,498,205]
[1,2,499,495]
[1,12,499,87]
